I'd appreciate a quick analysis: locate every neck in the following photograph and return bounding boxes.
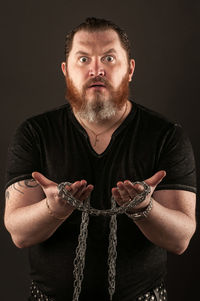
[74,100,131,151]
[75,100,131,132]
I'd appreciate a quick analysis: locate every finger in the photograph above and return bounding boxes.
[145,170,166,193]
[68,180,85,196]
[32,172,56,189]
[112,187,124,206]
[79,184,94,201]
[65,184,72,192]
[73,180,87,199]
[116,182,132,202]
[124,181,141,197]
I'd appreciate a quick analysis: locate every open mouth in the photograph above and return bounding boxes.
[89,82,106,88]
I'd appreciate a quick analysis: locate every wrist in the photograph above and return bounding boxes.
[45,197,74,220]
[126,197,153,221]
[126,198,151,214]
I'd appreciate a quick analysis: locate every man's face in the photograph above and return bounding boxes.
[61,29,135,121]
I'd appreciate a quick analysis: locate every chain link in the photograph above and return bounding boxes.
[58,181,150,216]
[108,197,117,300]
[57,181,150,301]
[72,198,90,301]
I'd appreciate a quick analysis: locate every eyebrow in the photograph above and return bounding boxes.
[103,48,117,55]
[75,48,117,56]
[75,51,90,56]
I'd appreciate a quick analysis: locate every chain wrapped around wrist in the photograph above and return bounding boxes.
[125,197,153,221]
[57,181,150,216]
[57,180,151,301]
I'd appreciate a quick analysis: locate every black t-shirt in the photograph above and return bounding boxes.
[5,101,196,301]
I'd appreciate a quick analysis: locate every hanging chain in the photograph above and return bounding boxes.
[72,198,90,301]
[108,197,118,300]
[57,181,150,301]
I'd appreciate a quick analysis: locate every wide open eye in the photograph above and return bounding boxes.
[79,57,88,63]
[104,55,114,62]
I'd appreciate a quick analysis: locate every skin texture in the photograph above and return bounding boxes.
[4,29,196,254]
[61,29,135,153]
[61,30,135,114]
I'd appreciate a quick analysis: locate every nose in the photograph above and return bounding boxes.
[88,59,105,77]
[89,68,105,77]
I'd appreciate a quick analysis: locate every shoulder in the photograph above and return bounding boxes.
[133,101,174,128]
[15,103,71,136]
[130,101,192,153]
[26,103,70,125]
[131,101,183,138]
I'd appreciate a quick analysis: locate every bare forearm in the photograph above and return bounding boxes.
[112,173,196,254]
[5,174,93,248]
[4,198,73,248]
[134,199,196,254]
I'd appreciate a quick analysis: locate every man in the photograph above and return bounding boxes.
[4,17,196,301]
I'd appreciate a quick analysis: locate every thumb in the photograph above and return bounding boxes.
[32,171,56,189]
[145,170,166,191]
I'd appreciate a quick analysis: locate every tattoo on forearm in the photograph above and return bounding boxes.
[9,179,39,195]
[13,182,24,194]
[18,179,39,188]
[25,179,39,187]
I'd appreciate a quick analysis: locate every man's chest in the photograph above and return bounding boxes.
[41,128,157,188]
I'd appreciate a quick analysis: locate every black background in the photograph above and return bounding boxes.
[0,1,199,300]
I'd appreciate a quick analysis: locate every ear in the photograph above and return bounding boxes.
[128,59,135,82]
[61,62,67,76]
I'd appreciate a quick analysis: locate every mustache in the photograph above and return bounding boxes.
[84,76,111,89]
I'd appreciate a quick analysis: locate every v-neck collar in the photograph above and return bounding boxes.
[67,100,137,157]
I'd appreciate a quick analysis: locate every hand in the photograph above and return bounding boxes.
[111,170,166,213]
[32,172,94,218]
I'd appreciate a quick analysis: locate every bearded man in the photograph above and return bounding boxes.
[4,17,196,301]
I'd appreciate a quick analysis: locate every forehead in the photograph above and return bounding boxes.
[70,29,125,55]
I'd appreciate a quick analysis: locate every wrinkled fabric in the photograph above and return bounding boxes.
[5,100,196,300]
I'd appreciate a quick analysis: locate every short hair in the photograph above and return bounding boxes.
[64,17,131,61]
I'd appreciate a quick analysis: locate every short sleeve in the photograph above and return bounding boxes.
[5,120,41,189]
[155,124,196,193]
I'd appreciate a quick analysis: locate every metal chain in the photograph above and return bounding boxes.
[108,197,117,300]
[57,181,150,301]
[58,181,150,216]
[72,198,90,301]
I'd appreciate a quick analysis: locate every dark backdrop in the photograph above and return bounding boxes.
[0,1,199,300]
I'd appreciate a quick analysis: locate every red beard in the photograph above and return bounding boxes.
[65,71,130,113]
